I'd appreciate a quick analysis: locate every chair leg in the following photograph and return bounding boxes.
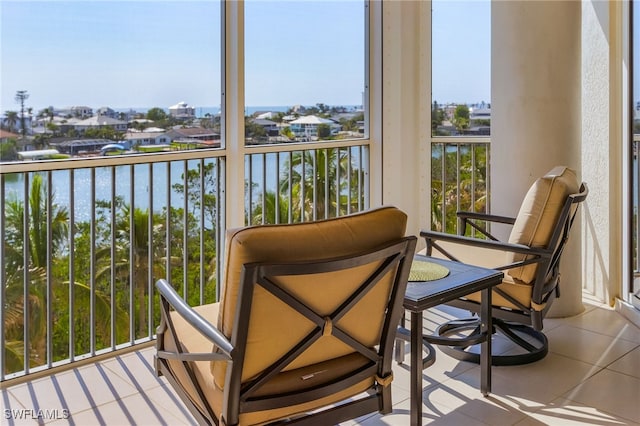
[435,318,548,366]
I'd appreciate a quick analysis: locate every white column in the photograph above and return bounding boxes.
[492,1,583,316]
[381,0,431,241]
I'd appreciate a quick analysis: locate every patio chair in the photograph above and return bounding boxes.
[155,206,416,425]
[421,166,588,365]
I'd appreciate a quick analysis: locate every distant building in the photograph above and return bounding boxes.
[96,107,117,118]
[49,138,116,156]
[0,113,33,135]
[70,106,93,118]
[288,115,340,138]
[250,118,279,136]
[74,116,128,134]
[123,130,171,147]
[165,126,220,148]
[469,106,491,124]
[169,101,196,120]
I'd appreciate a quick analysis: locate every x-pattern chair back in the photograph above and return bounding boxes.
[226,240,411,414]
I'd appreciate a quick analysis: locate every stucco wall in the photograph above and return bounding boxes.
[581,0,622,305]
[492,1,584,316]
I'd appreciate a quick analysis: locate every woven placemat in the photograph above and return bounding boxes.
[409,259,450,282]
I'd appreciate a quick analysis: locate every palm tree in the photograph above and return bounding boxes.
[2,265,124,375]
[97,206,167,338]
[250,190,291,225]
[430,144,488,235]
[39,107,55,135]
[4,110,19,132]
[2,175,126,373]
[3,267,48,373]
[279,148,362,222]
[4,174,69,270]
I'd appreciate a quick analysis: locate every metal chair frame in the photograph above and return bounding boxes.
[155,236,416,425]
[421,183,588,365]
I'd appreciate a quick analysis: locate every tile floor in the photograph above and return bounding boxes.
[2,296,639,425]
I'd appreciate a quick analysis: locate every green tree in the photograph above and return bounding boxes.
[4,174,69,270]
[278,148,362,222]
[452,104,470,135]
[250,190,291,225]
[317,123,332,140]
[4,111,19,132]
[83,126,122,140]
[280,126,295,140]
[38,107,55,136]
[339,113,364,133]
[3,267,49,373]
[432,101,445,132]
[46,121,59,135]
[173,162,219,230]
[0,137,18,161]
[2,175,125,374]
[33,133,52,150]
[430,144,487,235]
[146,107,167,122]
[245,118,267,143]
[96,205,167,338]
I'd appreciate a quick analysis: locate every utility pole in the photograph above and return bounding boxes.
[15,90,30,141]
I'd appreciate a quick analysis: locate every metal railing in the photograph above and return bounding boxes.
[1,153,225,381]
[245,142,369,225]
[0,141,371,381]
[0,136,489,381]
[430,136,491,236]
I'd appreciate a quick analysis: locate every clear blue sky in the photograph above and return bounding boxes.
[432,0,491,105]
[1,0,491,114]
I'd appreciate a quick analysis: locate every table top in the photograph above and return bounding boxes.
[403,255,504,311]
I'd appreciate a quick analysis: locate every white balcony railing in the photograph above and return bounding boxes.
[1,153,225,381]
[0,141,371,382]
[1,137,489,382]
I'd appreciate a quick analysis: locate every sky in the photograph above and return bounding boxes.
[1,0,491,114]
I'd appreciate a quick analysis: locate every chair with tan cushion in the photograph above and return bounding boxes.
[420,166,588,365]
[155,206,416,425]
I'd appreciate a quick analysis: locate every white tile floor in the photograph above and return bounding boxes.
[2,297,639,425]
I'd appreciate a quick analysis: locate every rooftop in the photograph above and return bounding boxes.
[2,295,638,425]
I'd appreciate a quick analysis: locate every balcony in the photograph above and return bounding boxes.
[1,140,639,424]
[2,298,638,425]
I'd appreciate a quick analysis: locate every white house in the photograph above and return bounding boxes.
[74,115,128,134]
[123,130,171,147]
[288,115,340,139]
[168,101,196,119]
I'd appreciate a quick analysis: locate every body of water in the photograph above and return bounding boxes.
[4,162,206,223]
[3,155,284,223]
[115,105,362,118]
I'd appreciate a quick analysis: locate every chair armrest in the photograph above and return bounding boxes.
[456,211,516,225]
[420,230,551,268]
[455,211,516,240]
[156,279,234,357]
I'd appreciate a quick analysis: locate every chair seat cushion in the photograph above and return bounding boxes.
[458,275,533,311]
[507,166,579,283]
[420,241,507,270]
[168,304,375,425]
[424,243,532,310]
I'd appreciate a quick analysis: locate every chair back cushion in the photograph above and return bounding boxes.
[214,206,407,389]
[507,166,579,283]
